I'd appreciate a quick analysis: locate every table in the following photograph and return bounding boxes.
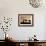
[5,39,46,46]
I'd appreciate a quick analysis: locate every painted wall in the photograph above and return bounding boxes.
[0,0,46,40]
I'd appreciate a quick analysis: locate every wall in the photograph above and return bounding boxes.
[0,0,46,40]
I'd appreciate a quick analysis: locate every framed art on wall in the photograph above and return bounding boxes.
[18,14,34,27]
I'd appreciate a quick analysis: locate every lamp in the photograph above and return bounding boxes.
[29,0,45,8]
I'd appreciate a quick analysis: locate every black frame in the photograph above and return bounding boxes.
[18,14,34,27]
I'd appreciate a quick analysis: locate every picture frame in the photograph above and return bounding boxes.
[18,14,34,27]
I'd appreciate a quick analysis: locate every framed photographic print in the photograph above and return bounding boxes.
[18,14,34,27]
